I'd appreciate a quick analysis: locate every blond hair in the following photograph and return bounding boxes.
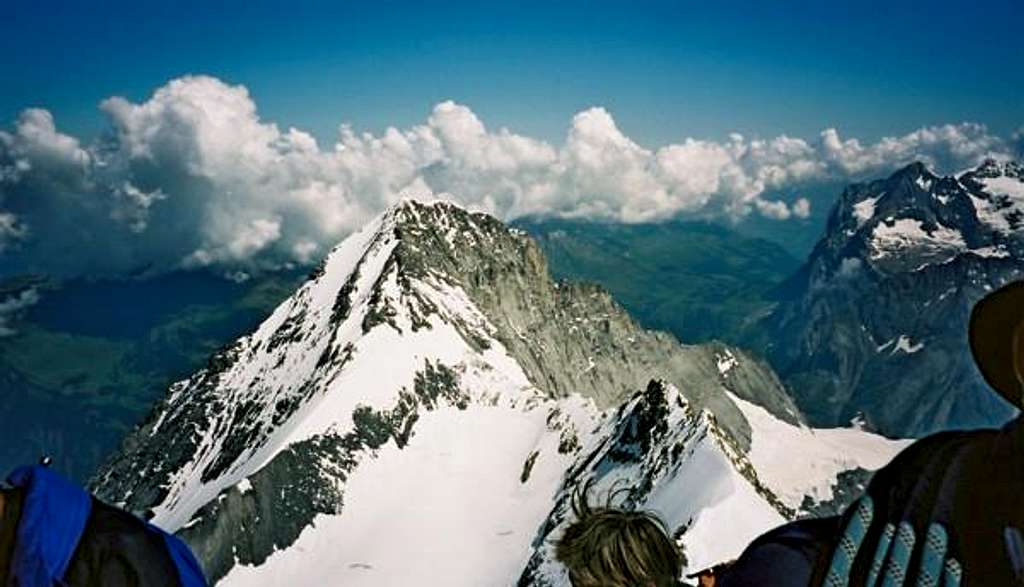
[554,480,683,587]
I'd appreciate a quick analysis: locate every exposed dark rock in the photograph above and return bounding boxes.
[798,467,873,518]
[520,450,540,483]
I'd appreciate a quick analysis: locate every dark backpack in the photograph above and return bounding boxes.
[821,416,1024,586]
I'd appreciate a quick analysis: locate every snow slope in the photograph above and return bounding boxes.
[220,381,909,586]
[727,392,911,511]
[222,399,597,586]
[869,217,967,264]
[969,164,1024,235]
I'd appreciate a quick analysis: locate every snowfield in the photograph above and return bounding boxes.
[727,392,911,510]
[969,174,1024,235]
[222,400,594,587]
[217,377,910,586]
[869,218,966,263]
[853,195,880,226]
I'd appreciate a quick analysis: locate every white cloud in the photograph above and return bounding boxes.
[7,109,91,175]
[791,198,812,219]
[755,198,796,220]
[0,75,1017,276]
[0,288,40,337]
[820,124,1008,175]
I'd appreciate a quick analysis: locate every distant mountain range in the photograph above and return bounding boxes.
[753,160,1024,437]
[520,161,1024,438]
[91,201,904,585]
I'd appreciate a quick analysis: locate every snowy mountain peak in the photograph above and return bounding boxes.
[958,159,1024,236]
[92,202,904,585]
[895,160,937,186]
[758,161,1023,438]
[817,160,1023,277]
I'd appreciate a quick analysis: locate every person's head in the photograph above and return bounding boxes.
[969,281,1024,408]
[554,480,683,587]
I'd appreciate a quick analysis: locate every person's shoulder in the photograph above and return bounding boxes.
[716,517,842,587]
[738,516,841,556]
[68,498,181,586]
[869,428,995,486]
[78,498,175,558]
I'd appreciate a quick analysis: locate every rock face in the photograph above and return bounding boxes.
[91,200,905,586]
[754,160,1024,437]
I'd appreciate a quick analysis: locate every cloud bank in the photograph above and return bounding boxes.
[0,75,1017,276]
[0,288,40,337]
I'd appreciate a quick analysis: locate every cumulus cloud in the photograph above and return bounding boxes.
[819,124,1008,175]
[791,198,812,220]
[0,288,40,337]
[0,75,1018,276]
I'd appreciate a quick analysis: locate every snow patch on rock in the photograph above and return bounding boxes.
[892,335,924,354]
[869,218,966,266]
[853,196,880,226]
[716,349,738,377]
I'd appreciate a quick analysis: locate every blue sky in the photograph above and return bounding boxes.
[1,0,1022,279]
[2,0,1021,147]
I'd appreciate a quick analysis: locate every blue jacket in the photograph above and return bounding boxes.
[3,465,206,587]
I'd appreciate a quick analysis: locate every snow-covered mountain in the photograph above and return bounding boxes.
[92,200,907,585]
[756,160,1024,437]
